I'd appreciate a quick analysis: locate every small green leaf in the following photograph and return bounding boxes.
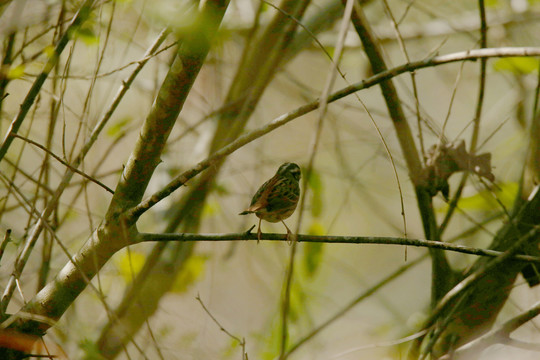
[69,21,99,46]
[443,182,518,212]
[43,45,56,58]
[106,117,131,138]
[171,254,208,293]
[306,168,323,217]
[7,64,25,79]
[326,46,335,58]
[288,282,304,323]
[202,200,221,217]
[493,57,538,74]
[260,1,270,12]
[260,317,282,360]
[115,251,146,282]
[307,221,325,236]
[213,182,229,195]
[303,243,324,278]
[80,338,107,360]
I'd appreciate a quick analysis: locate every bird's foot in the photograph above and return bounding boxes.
[286,229,296,245]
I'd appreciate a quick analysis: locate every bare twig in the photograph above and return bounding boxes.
[0,229,11,264]
[279,1,354,358]
[10,134,114,194]
[196,294,247,360]
[329,330,428,359]
[0,0,97,161]
[286,254,427,357]
[0,26,171,316]
[439,0,489,236]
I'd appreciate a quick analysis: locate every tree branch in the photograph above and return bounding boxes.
[452,298,540,358]
[135,232,540,263]
[126,46,540,223]
[0,0,96,161]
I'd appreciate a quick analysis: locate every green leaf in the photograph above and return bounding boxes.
[106,117,131,138]
[7,64,25,79]
[260,317,282,360]
[80,339,107,360]
[450,182,518,211]
[493,57,538,74]
[43,45,56,58]
[115,250,146,282]
[259,282,306,360]
[306,168,323,217]
[288,282,304,323]
[302,222,325,277]
[171,254,208,293]
[202,200,221,217]
[303,242,324,278]
[69,20,99,46]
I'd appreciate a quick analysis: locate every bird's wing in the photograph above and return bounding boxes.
[265,177,297,210]
[244,175,279,212]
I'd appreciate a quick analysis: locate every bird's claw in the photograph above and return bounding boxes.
[286,229,296,245]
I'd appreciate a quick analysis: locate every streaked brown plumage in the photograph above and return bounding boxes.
[240,162,301,242]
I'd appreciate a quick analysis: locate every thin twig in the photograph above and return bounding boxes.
[286,254,427,357]
[0,171,149,356]
[329,330,428,359]
[439,0,489,236]
[196,294,247,360]
[0,26,171,315]
[279,1,354,358]
[10,134,114,194]
[0,229,11,265]
[0,0,97,162]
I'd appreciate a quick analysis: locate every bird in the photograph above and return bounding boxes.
[239,162,301,243]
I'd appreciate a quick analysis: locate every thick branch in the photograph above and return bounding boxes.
[11,0,229,337]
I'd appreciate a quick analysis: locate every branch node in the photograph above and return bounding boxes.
[245,225,256,236]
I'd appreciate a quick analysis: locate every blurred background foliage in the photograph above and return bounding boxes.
[0,0,539,359]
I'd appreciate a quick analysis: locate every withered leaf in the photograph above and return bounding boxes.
[419,140,495,199]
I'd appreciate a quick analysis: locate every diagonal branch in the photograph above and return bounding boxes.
[454,299,540,357]
[9,134,114,194]
[126,46,540,223]
[9,0,230,338]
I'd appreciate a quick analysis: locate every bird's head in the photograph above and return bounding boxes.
[277,162,301,181]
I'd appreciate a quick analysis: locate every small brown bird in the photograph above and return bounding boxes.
[239,162,301,242]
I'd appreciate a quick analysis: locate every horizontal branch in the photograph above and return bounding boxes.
[135,231,540,264]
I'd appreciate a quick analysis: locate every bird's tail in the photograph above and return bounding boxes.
[239,210,253,215]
